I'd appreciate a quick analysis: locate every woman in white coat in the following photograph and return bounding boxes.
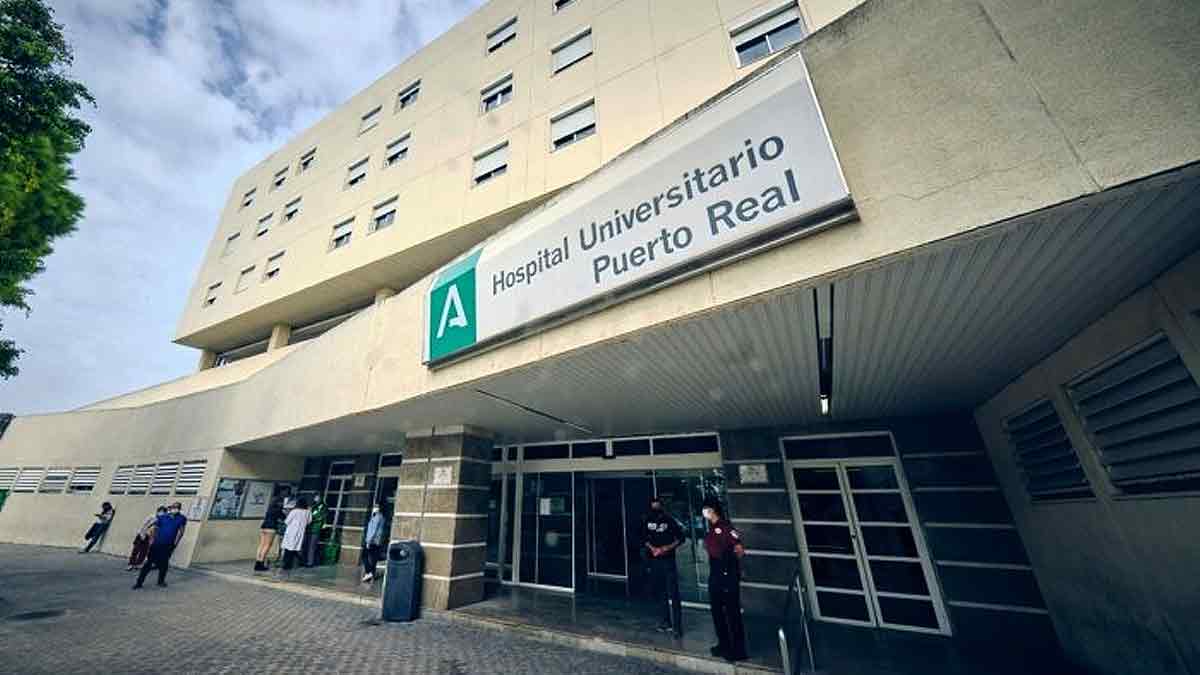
[280,496,312,572]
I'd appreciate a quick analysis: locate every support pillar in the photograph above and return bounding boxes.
[392,426,493,610]
[198,349,218,371]
[267,323,292,351]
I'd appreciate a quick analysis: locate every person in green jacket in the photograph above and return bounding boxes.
[303,494,328,567]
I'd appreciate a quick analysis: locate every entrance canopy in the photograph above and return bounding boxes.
[233,165,1200,453]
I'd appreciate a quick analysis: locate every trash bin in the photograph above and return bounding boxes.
[381,540,422,622]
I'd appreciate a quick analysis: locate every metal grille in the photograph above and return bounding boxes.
[13,468,44,493]
[69,467,101,493]
[174,460,207,495]
[127,465,155,495]
[1003,399,1092,500]
[1068,334,1200,493]
[110,466,134,494]
[150,463,179,495]
[0,467,17,490]
[39,468,72,494]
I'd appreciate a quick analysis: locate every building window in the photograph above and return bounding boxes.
[480,75,514,114]
[68,467,100,494]
[473,142,510,186]
[174,460,207,495]
[236,266,256,292]
[127,465,155,495]
[384,135,410,167]
[203,282,221,308]
[270,166,288,191]
[222,232,240,257]
[13,467,44,492]
[0,467,16,491]
[282,196,302,222]
[359,105,382,135]
[551,99,596,150]
[150,462,179,495]
[553,0,576,12]
[109,465,133,494]
[731,4,805,67]
[1067,334,1200,494]
[372,197,398,232]
[39,467,71,493]
[298,148,317,174]
[240,188,256,210]
[1003,399,1093,501]
[551,29,592,74]
[345,158,368,189]
[330,218,354,250]
[263,251,285,281]
[396,81,421,111]
[486,17,518,53]
[256,213,273,238]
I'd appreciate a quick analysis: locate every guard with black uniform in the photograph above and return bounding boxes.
[702,498,748,662]
[642,495,684,637]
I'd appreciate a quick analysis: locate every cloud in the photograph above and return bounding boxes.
[0,0,484,414]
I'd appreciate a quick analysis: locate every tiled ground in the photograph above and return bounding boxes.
[0,545,689,675]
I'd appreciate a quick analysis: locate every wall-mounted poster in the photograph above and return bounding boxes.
[209,478,247,520]
[240,481,274,520]
[188,497,208,521]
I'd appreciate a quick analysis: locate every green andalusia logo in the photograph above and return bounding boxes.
[428,250,480,361]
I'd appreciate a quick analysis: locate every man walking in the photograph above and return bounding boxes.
[643,495,684,637]
[133,502,187,590]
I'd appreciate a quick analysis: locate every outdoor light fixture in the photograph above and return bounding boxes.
[812,286,834,417]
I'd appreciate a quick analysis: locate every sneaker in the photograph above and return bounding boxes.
[157,582,168,588]
[361,573,375,583]
[126,565,136,571]
[709,645,725,658]
[656,622,672,633]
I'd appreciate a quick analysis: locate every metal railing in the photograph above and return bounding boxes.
[778,562,816,674]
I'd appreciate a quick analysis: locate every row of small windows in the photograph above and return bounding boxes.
[233,2,800,220]
[0,466,101,494]
[109,460,208,496]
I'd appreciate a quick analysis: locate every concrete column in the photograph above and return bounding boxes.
[391,426,493,610]
[267,323,292,351]
[374,287,397,305]
[198,349,218,371]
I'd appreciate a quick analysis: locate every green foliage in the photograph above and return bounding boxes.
[0,0,94,378]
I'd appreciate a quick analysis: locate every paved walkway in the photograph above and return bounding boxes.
[0,545,691,674]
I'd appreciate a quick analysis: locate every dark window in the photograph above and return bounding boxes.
[523,444,570,460]
[572,441,606,458]
[379,454,404,469]
[611,438,651,456]
[783,435,893,460]
[652,435,719,455]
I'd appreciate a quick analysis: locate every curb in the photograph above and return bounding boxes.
[191,566,780,674]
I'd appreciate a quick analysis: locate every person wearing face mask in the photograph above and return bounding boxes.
[702,498,747,662]
[642,495,684,637]
[127,505,167,571]
[361,501,387,583]
[133,502,188,590]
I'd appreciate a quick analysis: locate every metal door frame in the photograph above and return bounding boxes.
[780,432,951,636]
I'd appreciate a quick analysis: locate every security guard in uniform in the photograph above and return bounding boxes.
[702,498,748,662]
[642,495,684,637]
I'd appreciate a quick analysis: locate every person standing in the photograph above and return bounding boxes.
[280,497,311,573]
[79,502,115,553]
[303,494,327,567]
[361,502,387,583]
[254,497,284,572]
[702,499,747,662]
[133,502,187,589]
[642,495,685,637]
[127,506,166,571]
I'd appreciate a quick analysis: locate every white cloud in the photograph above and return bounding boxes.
[0,0,484,414]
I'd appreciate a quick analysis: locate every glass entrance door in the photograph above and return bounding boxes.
[787,458,949,635]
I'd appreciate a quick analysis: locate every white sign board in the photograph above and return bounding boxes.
[240,480,274,520]
[738,464,770,485]
[425,54,852,363]
[432,465,453,487]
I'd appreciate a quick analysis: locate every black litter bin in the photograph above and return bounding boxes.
[381,540,422,622]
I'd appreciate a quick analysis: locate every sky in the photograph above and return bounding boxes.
[0,0,484,415]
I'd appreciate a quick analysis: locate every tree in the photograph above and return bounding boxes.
[0,0,94,378]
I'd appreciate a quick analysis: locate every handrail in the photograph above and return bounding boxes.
[778,561,815,674]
